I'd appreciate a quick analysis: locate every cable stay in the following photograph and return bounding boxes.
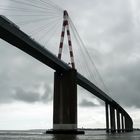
[68,17,110,94]
[0,0,110,94]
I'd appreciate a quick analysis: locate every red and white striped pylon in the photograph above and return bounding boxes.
[58,10,75,69]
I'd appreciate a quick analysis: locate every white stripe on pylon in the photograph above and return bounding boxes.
[69,46,73,52]
[62,26,65,32]
[60,37,64,43]
[67,35,71,41]
[71,57,74,63]
[59,47,63,54]
[64,15,67,21]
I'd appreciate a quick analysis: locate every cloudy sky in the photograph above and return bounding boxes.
[0,0,140,130]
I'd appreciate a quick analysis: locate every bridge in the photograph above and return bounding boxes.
[0,10,133,134]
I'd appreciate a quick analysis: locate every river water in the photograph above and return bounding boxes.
[0,130,139,140]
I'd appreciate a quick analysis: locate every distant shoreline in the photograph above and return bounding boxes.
[79,128,140,131]
[0,128,140,131]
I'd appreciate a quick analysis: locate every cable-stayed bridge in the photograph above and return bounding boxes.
[0,0,133,134]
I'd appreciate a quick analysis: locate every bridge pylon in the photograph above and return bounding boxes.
[46,69,84,134]
[46,10,84,134]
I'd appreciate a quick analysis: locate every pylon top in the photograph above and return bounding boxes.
[63,10,68,16]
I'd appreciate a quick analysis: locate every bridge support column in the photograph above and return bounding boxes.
[110,105,116,133]
[130,118,133,132]
[125,116,129,132]
[121,114,125,132]
[47,69,84,134]
[129,118,131,132]
[116,109,121,133]
[128,119,131,132]
[125,116,133,132]
[105,102,109,133]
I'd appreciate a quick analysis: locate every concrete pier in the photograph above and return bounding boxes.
[131,118,133,131]
[130,118,133,132]
[105,102,109,133]
[47,69,84,134]
[125,116,129,132]
[125,116,133,132]
[116,109,121,133]
[121,114,125,132]
[110,105,116,133]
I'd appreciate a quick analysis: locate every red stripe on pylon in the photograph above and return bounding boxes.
[68,40,72,46]
[61,31,65,37]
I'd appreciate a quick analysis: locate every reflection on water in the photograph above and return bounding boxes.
[0,130,140,140]
[53,134,77,140]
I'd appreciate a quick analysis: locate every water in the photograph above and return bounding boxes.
[0,130,140,140]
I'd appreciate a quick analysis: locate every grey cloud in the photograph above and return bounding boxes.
[79,99,98,107]
[104,59,140,107]
[41,85,53,103]
[1,0,140,109]
[12,85,53,103]
[72,0,140,108]
[13,88,40,103]
[0,39,53,104]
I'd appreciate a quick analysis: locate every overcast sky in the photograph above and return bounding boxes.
[0,0,140,130]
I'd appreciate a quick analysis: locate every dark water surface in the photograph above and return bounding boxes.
[0,130,140,140]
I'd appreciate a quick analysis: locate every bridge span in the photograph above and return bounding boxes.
[0,15,133,134]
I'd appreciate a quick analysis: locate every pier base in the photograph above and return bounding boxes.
[46,129,85,134]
